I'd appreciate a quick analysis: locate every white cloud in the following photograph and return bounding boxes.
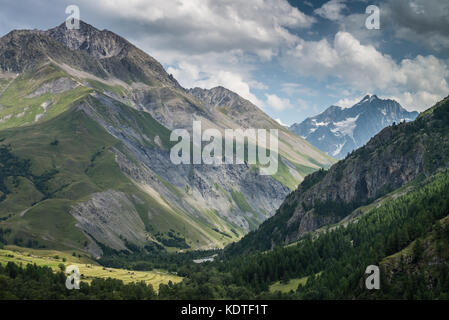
[283,31,449,111]
[248,80,269,91]
[281,83,318,96]
[386,91,446,112]
[384,0,449,53]
[274,118,288,126]
[314,0,347,21]
[85,0,449,113]
[285,32,402,89]
[2,0,447,116]
[265,94,294,111]
[11,0,315,116]
[296,97,314,111]
[399,55,449,94]
[168,62,264,107]
[79,0,314,58]
[335,96,364,108]
[71,0,316,113]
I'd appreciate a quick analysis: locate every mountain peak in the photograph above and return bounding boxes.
[46,20,130,59]
[360,94,379,103]
[289,94,418,159]
[51,20,101,33]
[0,20,181,87]
[44,21,180,86]
[189,86,248,107]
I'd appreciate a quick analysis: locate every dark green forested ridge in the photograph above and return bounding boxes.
[216,169,449,299]
[227,95,449,255]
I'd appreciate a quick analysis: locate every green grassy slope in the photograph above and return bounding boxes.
[0,61,245,251]
[0,91,247,253]
[0,64,93,130]
[0,245,181,287]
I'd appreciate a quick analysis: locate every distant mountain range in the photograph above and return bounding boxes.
[289,95,419,159]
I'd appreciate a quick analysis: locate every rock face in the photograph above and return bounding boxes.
[0,21,334,255]
[79,93,290,233]
[70,190,148,253]
[47,21,130,59]
[186,86,335,182]
[46,21,179,87]
[228,96,449,254]
[189,86,276,128]
[290,95,418,159]
[26,77,78,98]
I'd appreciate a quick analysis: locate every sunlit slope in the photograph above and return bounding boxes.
[0,246,181,287]
[0,95,252,253]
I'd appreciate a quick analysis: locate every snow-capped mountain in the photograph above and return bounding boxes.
[289,95,419,159]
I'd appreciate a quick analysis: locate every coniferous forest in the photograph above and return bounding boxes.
[2,168,449,299]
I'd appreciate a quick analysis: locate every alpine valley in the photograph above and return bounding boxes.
[0,21,334,257]
[2,21,449,301]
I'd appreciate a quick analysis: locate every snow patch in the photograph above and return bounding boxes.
[312,119,329,127]
[332,143,344,157]
[332,115,359,139]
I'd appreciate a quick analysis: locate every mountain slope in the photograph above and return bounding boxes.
[228,95,449,254]
[188,86,335,188]
[220,167,449,299]
[0,21,333,257]
[289,95,418,159]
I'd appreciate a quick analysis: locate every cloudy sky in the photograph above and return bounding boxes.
[1,0,449,125]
